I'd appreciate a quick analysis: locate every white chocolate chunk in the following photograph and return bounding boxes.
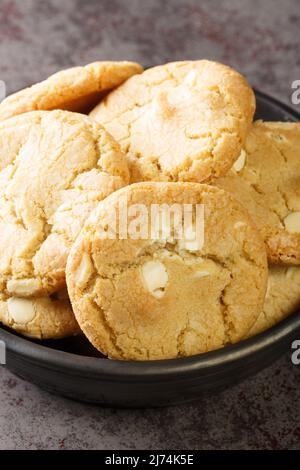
[7,278,42,296]
[233,150,246,172]
[7,297,35,323]
[194,270,211,278]
[234,221,246,230]
[141,260,168,299]
[284,212,300,233]
[74,252,94,289]
[152,91,173,118]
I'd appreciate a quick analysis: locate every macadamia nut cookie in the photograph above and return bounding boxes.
[0,61,143,120]
[0,110,129,299]
[0,289,80,339]
[90,60,255,183]
[215,121,300,264]
[66,182,268,360]
[247,266,300,337]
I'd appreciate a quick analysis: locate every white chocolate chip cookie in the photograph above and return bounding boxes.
[0,109,129,299]
[90,60,255,183]
[0,289,80,339]
[215,121,300,264]
[247,265,300,337]
[0,61,143,121]
[66,182,267,360]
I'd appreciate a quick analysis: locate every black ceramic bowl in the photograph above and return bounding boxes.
[1,90,300,408]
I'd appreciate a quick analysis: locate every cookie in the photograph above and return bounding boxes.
[66,182,268,360]
[90,60,255,183]
[0,109,129,299]
[0,61,143,121]
[0,289,80,339]
[215,121,300,264]
[247,266,300,337]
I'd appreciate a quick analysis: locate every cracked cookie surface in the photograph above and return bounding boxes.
[66,182,267,360]
[90,60,255,183]
[0,288,80,339]
[0,61,143,121]
[0,109,129,298]
[215,121,300,264]
[247,265,300,337]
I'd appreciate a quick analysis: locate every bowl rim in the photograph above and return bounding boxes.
[1,89,300,383]
[2,311,300,382]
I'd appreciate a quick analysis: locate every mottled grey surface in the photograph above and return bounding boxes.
[0,0,300,450]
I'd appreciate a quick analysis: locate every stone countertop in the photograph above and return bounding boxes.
[0,0,300,450]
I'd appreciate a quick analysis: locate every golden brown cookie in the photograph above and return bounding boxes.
[90,60,255,183]
[0,289,80,339]
[0,61,143,120]
[247,266,300,337]
[66,182,268,360]
[215,121,300,265]
[0,110,129,299]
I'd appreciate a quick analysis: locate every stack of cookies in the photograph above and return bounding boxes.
[0,60,299,361]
